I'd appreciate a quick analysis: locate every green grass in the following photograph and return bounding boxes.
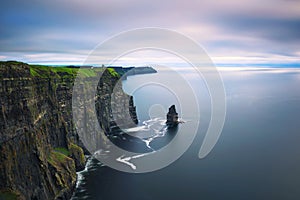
[29,65,108,79]
[54,147,70,156]
[107,68,119,78]
[77,68,97,77]
[29,67,40,77]
[48,150,69,165]
[1,61,120,79]
[29,65,78,78]
[0,60,24,66]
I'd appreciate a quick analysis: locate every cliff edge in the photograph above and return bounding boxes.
[0,61,137,199]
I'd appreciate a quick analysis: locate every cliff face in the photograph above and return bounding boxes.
[0,61,137,199]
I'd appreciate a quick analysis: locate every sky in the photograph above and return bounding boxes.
[0,0,300,66]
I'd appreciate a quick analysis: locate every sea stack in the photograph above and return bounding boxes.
[166,105,179,128]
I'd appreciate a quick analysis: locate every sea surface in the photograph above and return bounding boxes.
[72,66,300,200]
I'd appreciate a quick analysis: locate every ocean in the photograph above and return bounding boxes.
[72,66,300,200]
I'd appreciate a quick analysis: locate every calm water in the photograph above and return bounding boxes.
[72,67,300,200]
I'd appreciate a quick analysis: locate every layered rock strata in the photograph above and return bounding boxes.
[0,61,137,199]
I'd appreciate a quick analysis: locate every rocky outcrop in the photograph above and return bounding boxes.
[0,61,138,199]
[166,105,179,128]
[109,66,157,80]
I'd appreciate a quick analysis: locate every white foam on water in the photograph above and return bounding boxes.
[94,117,184,171]
[116,153,152,170]
[123,125,149,132]
[71,155,97,199]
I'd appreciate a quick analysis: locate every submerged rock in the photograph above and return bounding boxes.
[166,105,179,128]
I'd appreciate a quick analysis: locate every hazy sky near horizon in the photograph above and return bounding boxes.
[0,0,300,66]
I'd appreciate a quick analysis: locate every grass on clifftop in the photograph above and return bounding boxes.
[30,65,81,78]
[1,60,120,79]
[107,67,119,77]
[30,65,119,79]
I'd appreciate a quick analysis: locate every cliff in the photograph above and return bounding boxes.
[109,66,157,80]
[0,61,137,199]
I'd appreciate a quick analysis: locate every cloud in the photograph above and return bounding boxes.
[0,0,300,65]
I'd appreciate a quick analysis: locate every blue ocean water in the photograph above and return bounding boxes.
[72,67,300,200]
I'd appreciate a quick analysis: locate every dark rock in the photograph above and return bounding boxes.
[109,66,157,80]
[166,105,179,128]
[0,62,138,200]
